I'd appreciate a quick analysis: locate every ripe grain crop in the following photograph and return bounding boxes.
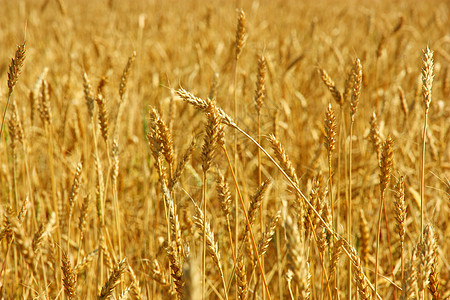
[0,0,449,299]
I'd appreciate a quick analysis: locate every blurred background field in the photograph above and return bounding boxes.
[0,0,449,299]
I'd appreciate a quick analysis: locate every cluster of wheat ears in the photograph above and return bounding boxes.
[0,0,448,299]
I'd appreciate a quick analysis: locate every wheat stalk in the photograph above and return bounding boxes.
[192,200,228,299]
[420,46,434,243]
[346,57,362,298]
[398,86,408,122]
[254,55,266,259]
[324,103,336,231]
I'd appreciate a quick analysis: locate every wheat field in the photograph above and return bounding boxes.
[0,0,449,299]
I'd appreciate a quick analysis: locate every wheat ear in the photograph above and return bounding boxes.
[127,263,143,300]
[369,112,383,161]
[99,258,127,300]
[67,161,83,252]
[346,244,372,300]
[237,254,248,300]
[319,68,343,106]
[359,209,370,267]
[114,51,136,136]
[95,77,109,143]
[401,248,418,300]
[394,176,406,280]
[416,225,435,294]
[374,136,394,296]
[61,250,77,299]
[427,227,440,300]
[1,43,25,142]
[166,242,184,299]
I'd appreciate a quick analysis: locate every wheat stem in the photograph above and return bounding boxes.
[222,144,271,300]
